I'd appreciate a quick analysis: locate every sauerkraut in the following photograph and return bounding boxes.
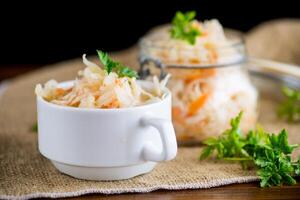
[140,19,244,66]
[169,66,257,141]
[35,53,170,109]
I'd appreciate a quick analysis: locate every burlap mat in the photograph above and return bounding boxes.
[1,20,300,200]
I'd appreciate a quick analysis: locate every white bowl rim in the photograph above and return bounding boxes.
[37,80,171,113]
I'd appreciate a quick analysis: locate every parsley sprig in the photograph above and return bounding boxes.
[278,86,300,122]
[170,11,201,45]
[31,122,38,133]
[97,50,138,78]
[200,112,300,187]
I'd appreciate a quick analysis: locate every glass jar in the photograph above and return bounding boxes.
[138,28,258,144]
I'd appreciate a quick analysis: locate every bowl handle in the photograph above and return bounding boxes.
[141,115,177,162]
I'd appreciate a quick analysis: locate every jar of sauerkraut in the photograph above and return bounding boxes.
[139,20,258,143]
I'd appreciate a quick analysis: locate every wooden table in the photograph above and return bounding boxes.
[2,65,300,200]
[71,180,300,200]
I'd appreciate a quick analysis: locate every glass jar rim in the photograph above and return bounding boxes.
[139,28,247,69]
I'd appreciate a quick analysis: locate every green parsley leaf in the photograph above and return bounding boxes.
[31,122,38,133]
[96,50,138,78]
[200,112,300,187]
[199,146,213,160]
[170,11,201,45]
[293,157,300,175]
[200,112,250,160]
[278,86,300,122]
[269,129,298,154]
[253,131,297,187]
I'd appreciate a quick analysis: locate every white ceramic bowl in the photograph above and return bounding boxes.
[37,80,177,180]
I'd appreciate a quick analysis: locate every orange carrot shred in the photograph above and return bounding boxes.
[187,93,210,116]
[184,69,216,84]
[172,107,186,125]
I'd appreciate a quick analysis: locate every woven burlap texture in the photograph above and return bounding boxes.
[1,20,300,200]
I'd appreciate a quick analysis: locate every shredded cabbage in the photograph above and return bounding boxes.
[35,55,169,109]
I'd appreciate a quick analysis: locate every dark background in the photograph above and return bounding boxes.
[0,0,299,66]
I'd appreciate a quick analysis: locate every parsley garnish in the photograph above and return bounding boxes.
[200,112,300,187]
[170,11,201,45]
[278,86,300,122]
[31,122,38,133]
[96,50,138,78]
